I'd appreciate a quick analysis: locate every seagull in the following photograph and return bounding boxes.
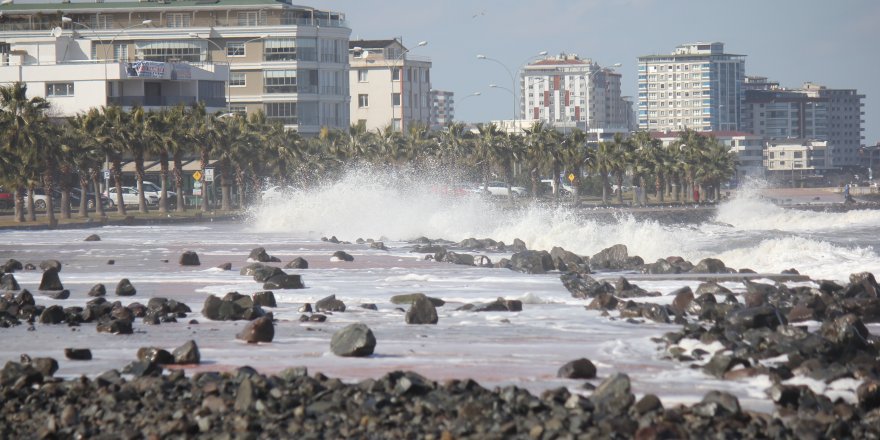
[472,9,485,19]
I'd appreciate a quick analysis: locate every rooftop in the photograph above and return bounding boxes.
[0,0,332,12]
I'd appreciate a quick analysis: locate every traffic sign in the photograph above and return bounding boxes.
[103,170,110,180]
[568,173,575,183]
[193,170,202,181]
[204,168,214,182]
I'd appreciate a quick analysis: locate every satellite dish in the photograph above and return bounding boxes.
[51,27,62,38]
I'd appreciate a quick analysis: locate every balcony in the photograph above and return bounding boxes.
[108,96,225,108]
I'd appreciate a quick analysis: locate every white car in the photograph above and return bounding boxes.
[476,181,527,197]
[540,179,575,196]
[141,181,177,207]
[106,186,158,207]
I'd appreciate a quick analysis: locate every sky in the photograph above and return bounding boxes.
[328,0,879,144]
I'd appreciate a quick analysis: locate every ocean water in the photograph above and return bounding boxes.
[2,169,879,413]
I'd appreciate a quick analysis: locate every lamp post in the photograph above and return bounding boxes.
[477,51,547,132]
[390,40,427,132]
[102,19,152,106]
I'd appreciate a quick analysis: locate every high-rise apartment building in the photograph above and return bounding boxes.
[0,0,350,134]
[799,83,866,168]
[638,42,745,133]
[349,39,432,131]
[520,53,628,139]
[742,89,829,140]
[430,89,454,130]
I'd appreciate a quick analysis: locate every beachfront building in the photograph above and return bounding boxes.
[520,53,628,141]
[0,0,351,134]
[637,42,745,133]
[349,39,432,131]
[799,83,866,168]
[742,89,829,141]
[764,140,831,184]
[430,89,454,130]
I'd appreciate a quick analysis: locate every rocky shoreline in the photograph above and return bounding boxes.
[2,232,880,437]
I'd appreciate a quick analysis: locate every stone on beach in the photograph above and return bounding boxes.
[179,251,201,266]
[405,294,438,324]
[315,294,346,312]
[248,247,280,263]
[38,267,64,291]
[330,323,376,357]
[285,257,309,269]
[557,358,597,379]
[331,251,354,262]
[236,315,274,343]
[115,279,136,296]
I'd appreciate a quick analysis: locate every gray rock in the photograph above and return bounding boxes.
[703,353,750,378]
[88,283,106,297]
[39,259,62,273]
[694,390,741,417]
[560,272,615,299]
[1,273,20,291]
[550,246,587,272]
[84,234,101,242]
[137,347,175,364]
[691,258,729,274]
[315,294,346,313]
[179,251,201,266]
[285,257,308,269]
[253,291,277,308]
[330,323,376,357]
[857,380,880,411]
[509,250,555,274]
[96,319,133,335]
[669,287,694,315]
[39,267,64,291]
[46,289,70,300]
[216,262,232,270]
[248,247,276,262]
[248,264,285,283]
[405,294,438,324]
[122,360,162,377]
[332,251,354,262]
[435,251,474,266]
[237,316,275,343]
[115,278,136,296]
[172,340,201,364]
[64,348,92,361]
[557,358,597,379]
[591,373,634,415]
[590,244,643,270]
[38,305,66,324]
[695,281,732,297]
[263,273,304,290]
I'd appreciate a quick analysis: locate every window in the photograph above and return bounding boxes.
[265,102,297,125]
[392,67,400,81]
[229,104,247,114]
[392,93,400,106]
[238,11,262,26]
[264,38,296,61]
[89,14,114,30]
[227,42,245,57]
[167,13,191,28]
[136,40,206,62]
[113,43,128,62]
[357,69,368,82]
[230,72,246,87]
[46,83,74,97]
[263,70,297,93]
[358,94,369,108]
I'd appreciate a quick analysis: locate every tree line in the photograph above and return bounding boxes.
[0,82,737,224]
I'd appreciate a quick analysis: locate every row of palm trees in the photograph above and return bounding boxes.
[0,81,737,224]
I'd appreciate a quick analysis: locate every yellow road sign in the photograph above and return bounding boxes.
[568,173,575,183]
[193,170,202,181]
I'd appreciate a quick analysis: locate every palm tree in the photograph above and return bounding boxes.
[0,82,52,223]
[95,106,130,215]
[126,106,152,213]
[593,140,616,205]
[698,138,737,202]
[523,121,554,199]
[559,129,592,206]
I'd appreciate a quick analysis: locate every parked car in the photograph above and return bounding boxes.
[69,188,112,209]
[106,186,158,207]
[0,186,12,209]
[32,188,61,211]
[140,181,177,207]
[476,181,527,197]
[540,179,575,196]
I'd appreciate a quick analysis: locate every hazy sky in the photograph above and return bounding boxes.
[329,0,879,144]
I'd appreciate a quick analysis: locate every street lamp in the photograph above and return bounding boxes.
[390,40,427,131]
[188,32,231,110]
[477,50,548,132]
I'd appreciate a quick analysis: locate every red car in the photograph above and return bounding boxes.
[0,186,13,209]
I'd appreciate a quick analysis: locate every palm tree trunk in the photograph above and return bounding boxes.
[13,186,25,223]
[235,165,246,209]
[43,170,57,227]
[158,152,170,213]
[78,175,90,218]
[173,153,186,213]
[656,175,664,204]
[26,186,36,222]
[601,175,609,205]
[616,173,624,204]
[200,148,209,212]
[136,155,148,213]
[91,170,105,218]
[220,159,231,211]
[112,157,126,216]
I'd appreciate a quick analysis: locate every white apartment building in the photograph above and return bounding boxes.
[638,42,745,133]
[0,0,350,134]
[349,39,432,131]
[764,140,831,179]
[430,89,454,131]
[520,54,628,140]
[651,131,765,184]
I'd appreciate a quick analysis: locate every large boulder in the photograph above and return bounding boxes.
[285,257,309,269]
[115,279,137,296]
[560,272,615,299]
[589,244,643,271]
[172,340,201,364]
[237,316,275,343]
[390,294,445,307]
[1,259,23,273]
[201,293,265,321]
[179,251,201,266]
[557,358,597,379]
[1,273,20,291]
[331,251,354,262]
[405,294,438,324]
[39,267,64,291]
[38,305,66,324]
[252,291,277,308]
[435,251,474,266]
[88,283,107,297]
[330,323,376,357]
[84,234,101,242]
[39,260,63,273]
[247,264,285,283]
[248,247,280,263]
[691,258,730,274]
[263,273,304,290]
[315,294,346,313]
[592,373,635,416]
[509,250,555,274]
[550,247,588,272]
